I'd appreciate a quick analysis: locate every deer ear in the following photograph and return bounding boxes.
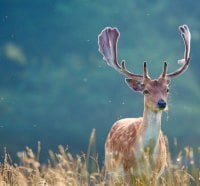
[125,78,144,92]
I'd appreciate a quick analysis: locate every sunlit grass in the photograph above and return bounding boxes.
[0,130,199,186]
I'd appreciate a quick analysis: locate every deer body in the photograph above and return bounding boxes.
[105,118,166,177]
[98,25,191,179]
[105,79,168,177]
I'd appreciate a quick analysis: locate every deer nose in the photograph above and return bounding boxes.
[157,99,166,109]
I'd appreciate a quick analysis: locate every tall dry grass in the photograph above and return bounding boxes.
[0,130,199,186]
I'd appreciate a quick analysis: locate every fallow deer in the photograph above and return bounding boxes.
[98,25,191,180]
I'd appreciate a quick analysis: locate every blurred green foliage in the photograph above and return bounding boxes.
[0,0,199,162]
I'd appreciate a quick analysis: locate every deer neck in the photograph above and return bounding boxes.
[141,107,162,148]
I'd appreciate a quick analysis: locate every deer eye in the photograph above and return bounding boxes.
[166,88,170,93]
[143,90,150,95]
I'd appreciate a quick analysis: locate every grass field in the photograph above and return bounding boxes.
[0,130,199,186]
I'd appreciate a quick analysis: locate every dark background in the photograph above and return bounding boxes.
[0,0,199,163]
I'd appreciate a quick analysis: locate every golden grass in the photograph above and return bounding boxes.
[0,130,199,186]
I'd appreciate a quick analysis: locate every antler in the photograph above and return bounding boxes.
[98,25,191,81]
[98,27,143,81]
[166,24,191,79]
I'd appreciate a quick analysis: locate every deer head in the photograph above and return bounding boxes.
[98,25,191,112]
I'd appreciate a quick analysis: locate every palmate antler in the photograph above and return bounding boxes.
[98,27,144,81]
[166,24,191,79]
[98,25,191,80]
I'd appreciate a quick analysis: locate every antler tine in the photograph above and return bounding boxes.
[166,24,191,79]
[160,62,167,78]
[143,62,150,79]
[121,60,143,80]
[98,27,143,81]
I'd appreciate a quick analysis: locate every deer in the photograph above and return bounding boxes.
[98,25,191,181]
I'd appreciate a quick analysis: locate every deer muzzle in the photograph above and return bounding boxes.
[157,99,167,110]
